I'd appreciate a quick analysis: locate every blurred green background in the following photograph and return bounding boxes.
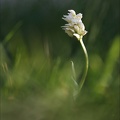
[0,0,119,120]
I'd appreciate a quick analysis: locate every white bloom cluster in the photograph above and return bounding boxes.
[62,10,87,40]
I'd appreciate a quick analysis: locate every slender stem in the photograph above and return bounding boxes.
[79,38,89,92]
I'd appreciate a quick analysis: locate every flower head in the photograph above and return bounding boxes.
[62,10,87,40]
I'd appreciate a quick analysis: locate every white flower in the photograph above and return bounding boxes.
[62,10,87,40]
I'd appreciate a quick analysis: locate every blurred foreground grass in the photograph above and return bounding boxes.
[0,25,119,120]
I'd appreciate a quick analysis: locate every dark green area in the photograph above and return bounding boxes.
[0,0,119,120]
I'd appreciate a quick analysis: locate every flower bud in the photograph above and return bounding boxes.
[62,10,87,39]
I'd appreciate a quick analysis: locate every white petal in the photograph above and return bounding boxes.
[76,13,82,19]
[68,10,76,16]
[66,28,75,33]
[63,15,67,18]
[73,33,80,40]
[62,16,72,22]
[78,22,85,30]
[71,18,77,23]
[74,25,80,33]
[65,30,73,37]
[81,30,87,35]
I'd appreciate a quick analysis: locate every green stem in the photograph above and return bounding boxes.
[79,38,89,92]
